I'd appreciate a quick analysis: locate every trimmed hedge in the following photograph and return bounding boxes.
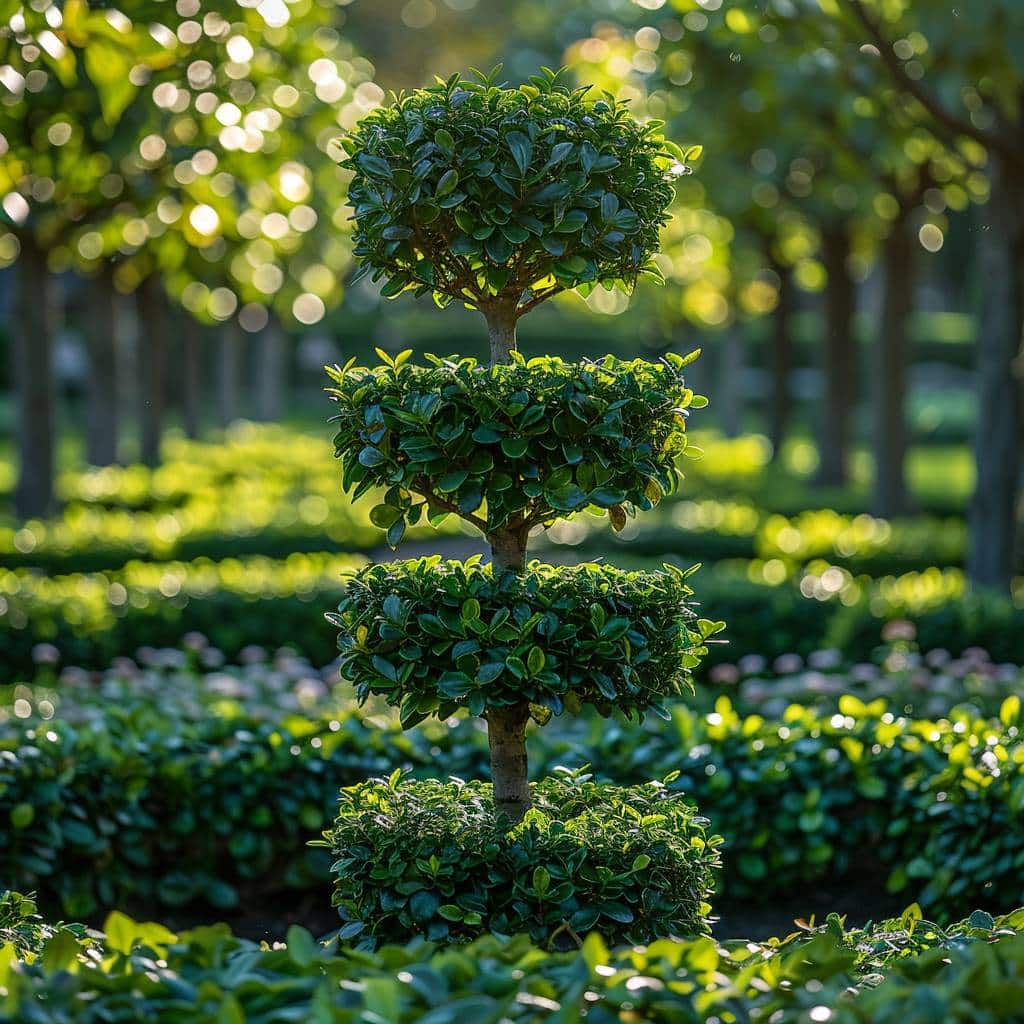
[331,557,721,724]
[3,900,1023,1023]
[326,351,702,542]
[0,670,456,916]
[321,771,720,946]
[4,552,1024,679]
[0,552,365,675]
[4,661,1024,921]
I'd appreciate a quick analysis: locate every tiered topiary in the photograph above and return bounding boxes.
[319,67,724,946]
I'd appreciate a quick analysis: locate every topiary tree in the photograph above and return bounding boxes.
[321,67,723,945]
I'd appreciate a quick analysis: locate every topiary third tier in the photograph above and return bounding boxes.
[321,67,720,945]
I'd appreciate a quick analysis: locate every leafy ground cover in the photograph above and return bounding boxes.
[2,893,1022,1023]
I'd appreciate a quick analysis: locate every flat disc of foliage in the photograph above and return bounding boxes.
[327,556,723,725]
[326,350,705,542]
[338,68,693,309]
[321,771,721,947]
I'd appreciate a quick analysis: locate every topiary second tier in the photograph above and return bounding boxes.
[326,349,705,555]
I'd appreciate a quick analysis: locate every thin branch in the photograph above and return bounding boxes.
[413,477,488,533]
[842,0,1020,167]
[517,284,563,315]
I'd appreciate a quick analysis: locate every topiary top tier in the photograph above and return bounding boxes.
[338,65,698,359]
[330,67,706,824]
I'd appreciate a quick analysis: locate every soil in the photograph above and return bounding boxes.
[136,873,905,946]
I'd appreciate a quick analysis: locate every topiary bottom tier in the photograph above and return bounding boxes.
[320,772,722,947]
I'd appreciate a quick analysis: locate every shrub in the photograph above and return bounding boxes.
[325,66,710,904]
[321,770,720,947]
[330,556,719,724]
[0,891,87,961]
[0,662,475,917]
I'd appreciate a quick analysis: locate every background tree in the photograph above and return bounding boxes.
[569,2,977,510]
[786,0,1023,585]
[1,0,374,492]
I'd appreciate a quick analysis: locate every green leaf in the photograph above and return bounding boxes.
[410,889,439,923]
[10,803,34,829]
[437,469,470,493]
[532,866,550,896]
[358,153,394,180]
[369,504,402,529]
[286,925,318,967]
[527,646,546,676]
[589,487,627,507]
[505,130,533,175]
[546,484,587,511]
[436,169,459,197]
[358,446,386,468]
[500,437,530,458]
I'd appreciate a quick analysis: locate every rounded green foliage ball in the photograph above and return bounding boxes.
[324,771,721,947]
[326,349,706,542]
[338,67,695,313]
[328,557,724,726]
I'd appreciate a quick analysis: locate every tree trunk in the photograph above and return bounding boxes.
[487,702,531,823]
[256,318,287,421]
[873,215,915,517]
[483,304,532,824]
[219,319,244,427]
[137,277,166,467]
[12,239,56,519]
[768,259,795,459]
[967,158,1023,591]
[721,328,746,438]
[182,313,204,440]
[487,302,518,364]
[818,223,858,487]
[85,266,119,466]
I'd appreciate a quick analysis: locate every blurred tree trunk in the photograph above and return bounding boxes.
[768,258,795,459]
[717,328,744,438]
[256,317,287,421]
[85,265,119,466]
[137,277,166,467]
[818,222,857,488]
[219,319,244,427]
[182,312,204,440]
[968,160,1023,591]
[872,215,915,518]
[12,239,57,519]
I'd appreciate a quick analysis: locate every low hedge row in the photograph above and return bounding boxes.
[0,552,366,675]
[542,503,974,578]
[3,496,978,579]
[4,551,1024,679]
[3,663,1023,921]
[3,899,1023,1023]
